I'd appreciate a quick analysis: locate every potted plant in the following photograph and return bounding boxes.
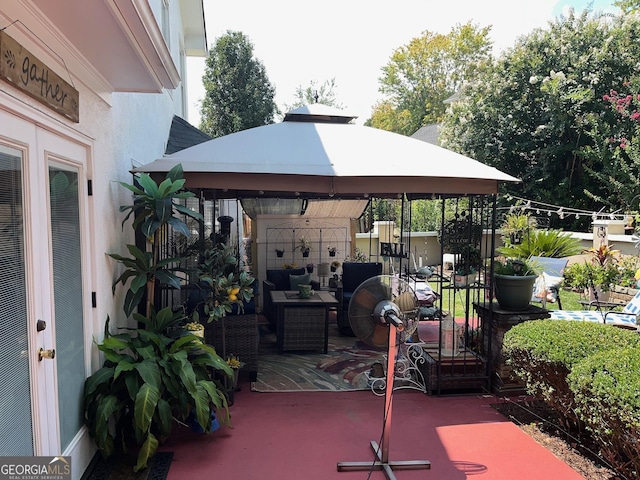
[500,211,537,246]
[330,260,341,272]
[298,236,312,257]
[226,355,245,390]
[493,257,540,311]
[327,245,337,257]
[564,244,621,302]
[453,245,481,287]
[306,262,314,273]
[83,165,234,472]
[275,248,285,257]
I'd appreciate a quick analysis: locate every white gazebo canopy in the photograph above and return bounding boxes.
[135,104,519,200]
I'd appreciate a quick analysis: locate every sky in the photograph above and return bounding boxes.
[186,0,618,127]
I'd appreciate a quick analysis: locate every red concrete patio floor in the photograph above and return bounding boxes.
[160,384,586,479]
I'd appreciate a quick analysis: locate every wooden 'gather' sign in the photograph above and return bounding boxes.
[0,30,79,122]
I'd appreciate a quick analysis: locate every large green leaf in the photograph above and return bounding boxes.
[166,216,190,237]
[95,395,119,452]
[152,307,184,332]
[135,173,160,198]
[123,288,145,317]
[113,359,137,380]
[155,398,173,437]
[134,432,159,473]
[124,372,141,401]
[100,336,130,352]
[84,367,114,397]
[134,384,160,433]
[154,269,181,289]
[134,359,161,389]
[192,385,211,433]
[170,350,197,394]
[166,163,184,182]
[174,202,203,221]
[155,197,172,224]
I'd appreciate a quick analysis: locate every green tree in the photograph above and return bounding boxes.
[581,80,640,210]
[440,10,640,227]
[615,0,640,12]
[369,22,492,135]
[283,78,343,111]
[200,30,277,137]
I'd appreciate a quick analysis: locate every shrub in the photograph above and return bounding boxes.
[569,348,640,479]
[503,320,640,429]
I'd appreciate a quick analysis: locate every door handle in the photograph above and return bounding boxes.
[38,348,56,361]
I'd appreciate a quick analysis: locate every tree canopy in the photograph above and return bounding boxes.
[439,10,640,227]
[368,22,492,135]
[200,30,277,138]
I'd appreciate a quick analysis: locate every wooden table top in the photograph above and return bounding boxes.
[270,290,338,306]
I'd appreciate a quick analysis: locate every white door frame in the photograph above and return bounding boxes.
[0,99,96,478]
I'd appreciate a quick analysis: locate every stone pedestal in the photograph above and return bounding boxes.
[474,302,550,394]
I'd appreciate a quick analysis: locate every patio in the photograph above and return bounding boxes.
[158,385,587,480]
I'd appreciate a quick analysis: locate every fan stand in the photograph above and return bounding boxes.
[337,323,431,479]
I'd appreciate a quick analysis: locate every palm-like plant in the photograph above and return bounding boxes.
[498,229,582,259]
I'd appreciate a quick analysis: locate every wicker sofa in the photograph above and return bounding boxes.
[262,267,320,330]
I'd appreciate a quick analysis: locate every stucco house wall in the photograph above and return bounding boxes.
[0,1,206,476]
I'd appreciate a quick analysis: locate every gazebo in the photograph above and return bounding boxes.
[135,104,520,393]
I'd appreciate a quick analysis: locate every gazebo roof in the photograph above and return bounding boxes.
[135,105,518,199]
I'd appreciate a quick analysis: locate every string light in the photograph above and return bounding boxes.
[502,195,628,222]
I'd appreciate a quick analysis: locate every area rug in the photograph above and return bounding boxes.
[81,452,173,480]
[251,325,387,392]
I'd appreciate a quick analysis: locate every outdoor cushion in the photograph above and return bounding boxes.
[549,310,638,329]
[289,273,312,290]
[549,289,640,330]
[266,267,306,291]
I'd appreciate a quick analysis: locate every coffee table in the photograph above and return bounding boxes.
[270,290,338,353]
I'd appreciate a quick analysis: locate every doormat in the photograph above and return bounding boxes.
[81,452,173,480]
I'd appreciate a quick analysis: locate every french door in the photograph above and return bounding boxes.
[0,109,92,475]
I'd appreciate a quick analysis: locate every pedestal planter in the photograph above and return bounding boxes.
[494,274,537,311]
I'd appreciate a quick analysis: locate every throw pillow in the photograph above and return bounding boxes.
[289,273,312,290]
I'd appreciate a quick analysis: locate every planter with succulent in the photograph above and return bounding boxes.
[327,246,337,257]
[275,248,284,258]
[493,257,540,311]
[83,165,234,472]
[298,236,312,257]
[330,260,341,272]
[306,263,314,273]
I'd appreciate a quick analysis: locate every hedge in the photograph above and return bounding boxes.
[502,320,640,429]
[569,348,640,479]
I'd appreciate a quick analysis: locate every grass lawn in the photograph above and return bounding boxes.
[437,286,608,316]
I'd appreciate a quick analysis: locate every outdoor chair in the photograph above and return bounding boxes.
[335,261,383,335]
[549,289,640,330]
[530,256,569,309]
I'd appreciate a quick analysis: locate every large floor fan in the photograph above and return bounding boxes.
[337,275,431,479]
